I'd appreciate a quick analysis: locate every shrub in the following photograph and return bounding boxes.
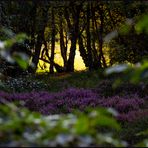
[0,103,127,147]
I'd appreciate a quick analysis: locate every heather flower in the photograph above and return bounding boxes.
[117,109,148,122]
[40,104,58,115]
[0,88,147,123]
[98,95,145,113]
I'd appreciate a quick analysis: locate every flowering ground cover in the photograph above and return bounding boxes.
[0,71,148,147]
[0,88,147,123]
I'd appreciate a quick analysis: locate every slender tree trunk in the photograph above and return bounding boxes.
[96,4,107,68]
[50,8,55,74]
[78,35,89,67]
[64,5,80,72]
[29,4,49,73]
[30,31,44,73]
[59,13,67,70]
[91,2,101,69]
[86,2,93,70]
[66,35,77,72]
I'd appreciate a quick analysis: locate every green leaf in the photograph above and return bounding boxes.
[88,108,120,130]
[74,116,89,134]
[15,33,28,43]
[130,61,148,83]
[135,14,148,34]
[4,39,15,48]
[13,53,29,70]
[96,114,120,130]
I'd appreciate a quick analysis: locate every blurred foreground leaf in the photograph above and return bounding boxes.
[13,53,30,70]
[0,103,126,147]
[135,14,148,34]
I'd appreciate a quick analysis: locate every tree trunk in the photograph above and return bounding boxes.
[59,13,67,70]
[86,2,93,70]
[30,31,44,73]
[28,3,49,73]
[96,4,107,68]
[66,35,77,72]
[64,5,80,72]
[91,2,101,69]
[50,8,55,74]
[78,35,89,67]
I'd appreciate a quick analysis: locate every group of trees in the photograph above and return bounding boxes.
[0,0,148,75]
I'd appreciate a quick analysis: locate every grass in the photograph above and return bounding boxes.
[34,69,104,92]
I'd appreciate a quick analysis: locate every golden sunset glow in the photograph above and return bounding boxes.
[37,43,86,73]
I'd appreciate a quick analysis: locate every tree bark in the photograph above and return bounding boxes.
[30,31,44,73]
[96,4,107,68]
[78,35,89,67]
[91,2,102,69]
[59,12,67,70]
[50,8,55,74]
[29,3,49,73]
[64,5,81,72]
[86,2,93,70]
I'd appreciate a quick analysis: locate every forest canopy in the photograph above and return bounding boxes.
[0,0,148,75]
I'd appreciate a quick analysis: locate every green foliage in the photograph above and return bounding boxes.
[0,103,127,147]
[33,70,104,92]
[0,27,15,40]
[135,14,148,34]
[108,14,148,65]
[13,53,30,70]
[0,28,30,70]
[104,61,148,147]
[105,60,148,88]
[3,33,28,49]
[108,31,148,64]
[106,13,148,86]
[119,116,148,146]
[3,75,48,92]
[136,140,148,147]
[104,14,148,146]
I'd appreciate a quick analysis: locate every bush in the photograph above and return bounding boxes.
[0,103,126,147]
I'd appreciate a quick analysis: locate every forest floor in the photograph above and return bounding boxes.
[0,70,148,146]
